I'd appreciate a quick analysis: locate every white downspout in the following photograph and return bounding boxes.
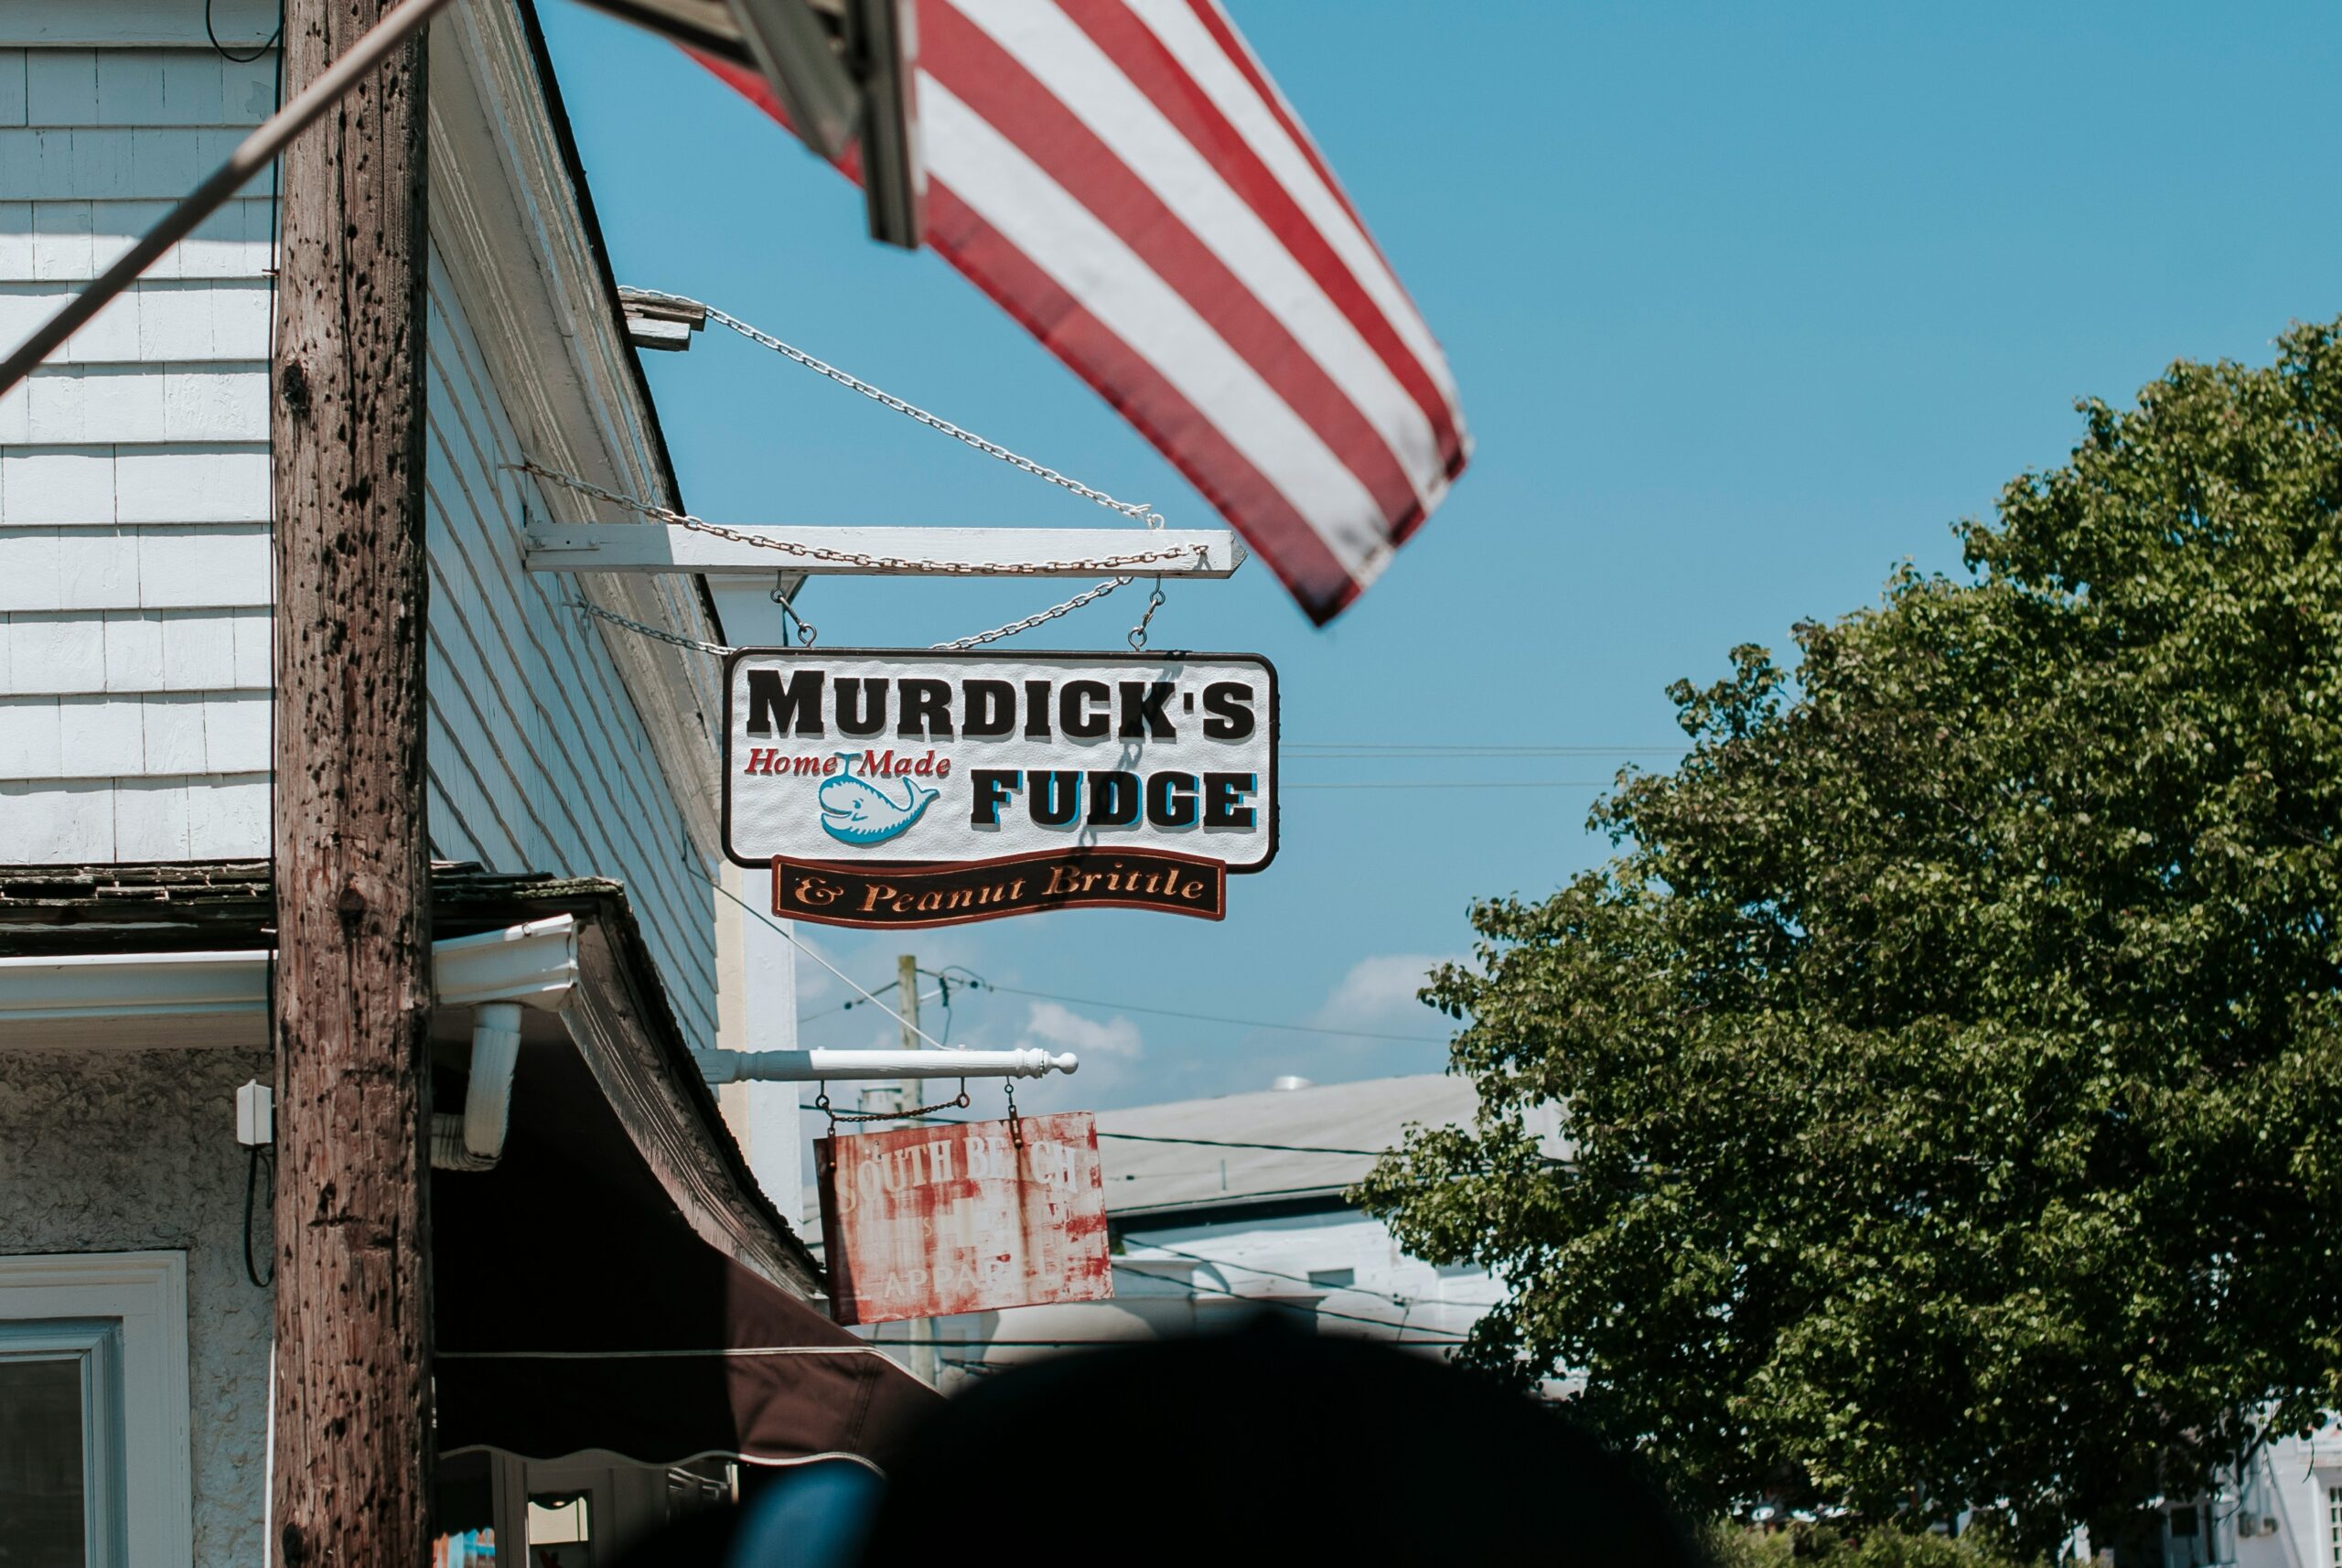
[430,1001,526,1173]
[429,918,579,1172]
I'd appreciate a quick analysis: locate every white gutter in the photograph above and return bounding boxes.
[0,948,272,1024]
[0,918,578,1171]
[0,916,578,1023]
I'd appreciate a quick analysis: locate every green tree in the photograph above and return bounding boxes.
[1360,320,2342,1554]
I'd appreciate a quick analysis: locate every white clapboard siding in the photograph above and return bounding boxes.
[421,248,716,1043]
[1,26,719,1050]
[0,38,273,866]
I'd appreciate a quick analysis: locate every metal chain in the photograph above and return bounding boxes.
[573,565,1137,658]
[770,574,818,647]
[511,462,1198,576]
[573,593,733,658]
[814,1086,973,1130]
[624,288,1166,531]
[1128,578,1168,652]
[933,576,1133,651]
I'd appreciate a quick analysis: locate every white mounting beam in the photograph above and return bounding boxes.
[693,1047,1079,1084]
[524,524,1244,579]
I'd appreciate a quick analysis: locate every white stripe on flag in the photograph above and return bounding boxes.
[922,78,1393,581]
[949,0,1441,502]
[1125,0,1463,413]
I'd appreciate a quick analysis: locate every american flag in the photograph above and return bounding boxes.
[698,0,1470,625]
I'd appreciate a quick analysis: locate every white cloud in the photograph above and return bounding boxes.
[1308,953,1461,1034]
[1016,999,1144,1060]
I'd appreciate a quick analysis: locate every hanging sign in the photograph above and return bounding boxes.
[725,649,1276,925]
[815,1113,1113,1325]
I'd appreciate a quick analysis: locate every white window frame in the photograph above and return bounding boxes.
[0,1251,193,1565]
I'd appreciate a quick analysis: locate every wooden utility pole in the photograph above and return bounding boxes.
[270,0,435,1559]
[896,954,940,1388]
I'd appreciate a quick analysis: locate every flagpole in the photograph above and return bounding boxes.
[0,0,458,403]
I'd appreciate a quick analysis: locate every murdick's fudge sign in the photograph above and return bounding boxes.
[722,649,1276,928]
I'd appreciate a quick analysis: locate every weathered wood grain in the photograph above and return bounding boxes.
[268,0,434,1561]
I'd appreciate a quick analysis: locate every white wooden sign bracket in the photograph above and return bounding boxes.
[524,523,1243,578]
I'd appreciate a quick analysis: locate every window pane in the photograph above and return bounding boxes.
[528,1493,593,1567]
[0,1357,87,1568]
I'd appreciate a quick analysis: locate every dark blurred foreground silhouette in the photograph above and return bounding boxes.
[614,1322,1706,1566]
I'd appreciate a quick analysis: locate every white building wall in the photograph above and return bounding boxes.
[2240,1432,2341,1568]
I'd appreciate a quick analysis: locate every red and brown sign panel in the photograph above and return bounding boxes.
[815,1113,1113,1326]
[772,847,1224,929]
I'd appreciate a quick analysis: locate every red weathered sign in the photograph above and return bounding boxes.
[814,1113,1113,1326]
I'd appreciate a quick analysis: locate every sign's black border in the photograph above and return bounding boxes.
[720,647,1280,875]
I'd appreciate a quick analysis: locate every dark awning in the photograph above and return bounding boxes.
[433,1010,937,1469]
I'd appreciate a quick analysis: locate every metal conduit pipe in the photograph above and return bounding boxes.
[693,1047,1079,1085]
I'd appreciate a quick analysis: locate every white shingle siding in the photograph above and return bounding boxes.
[2,21,720,1049]
[0,36,272,865]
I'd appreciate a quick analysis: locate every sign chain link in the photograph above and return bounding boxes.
[1128,578,1168,652]
[571,570,1141,660]
[570,589,735,657]
[529,290,1207,647]
[931,575,1135,651]
[510,462,1198,576]
[770,574,819,647]
[625,289,1166,531]
[814,1084,974,1133]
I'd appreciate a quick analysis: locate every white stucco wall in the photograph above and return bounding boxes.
[0,1045,273,1564]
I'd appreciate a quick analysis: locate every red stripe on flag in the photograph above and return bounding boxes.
[1062,0,1465,484]
[1181,0,1383,276]
[922,181,1363,621]
[925,4,1425,533]
[701,48,1362,618]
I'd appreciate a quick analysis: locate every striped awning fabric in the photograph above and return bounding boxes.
[701,0,1470,625]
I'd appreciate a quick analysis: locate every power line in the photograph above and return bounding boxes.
[1282,745,1680,756]
[692,864,952,1050]
[947,975,1450,1045]
[1284,779,1617,790]
[824,1110,1418,1160]
[1098,1131,1386,1155]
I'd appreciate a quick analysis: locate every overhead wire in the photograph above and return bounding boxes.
[910,968,1451,1046]
[1284,780,1618,790]
[1095,1131,1385,1155]
[843,1112,1404,1158]
[691,863,954,1052]
[1280,741,1684,791]
[1282,744,1682,755]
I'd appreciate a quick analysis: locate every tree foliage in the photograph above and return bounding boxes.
[1359,320,2342,1552]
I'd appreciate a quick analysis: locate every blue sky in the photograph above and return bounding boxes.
[538,0,2342,1112]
